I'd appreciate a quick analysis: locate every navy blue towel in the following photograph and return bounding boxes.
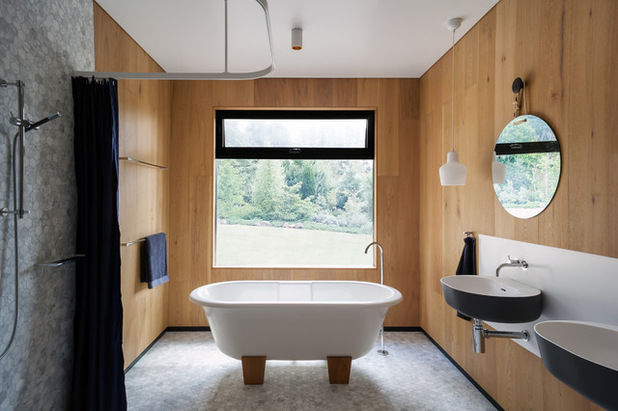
[455,236,476,320]
[141,233,169,289]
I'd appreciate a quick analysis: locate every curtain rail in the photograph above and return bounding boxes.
[74,0,274,81]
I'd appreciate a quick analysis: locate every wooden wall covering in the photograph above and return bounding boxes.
[419,0,616,409]
[169,79,420,327]
[94,3,172,367]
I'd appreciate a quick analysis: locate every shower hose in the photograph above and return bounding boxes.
[0,131,22,360]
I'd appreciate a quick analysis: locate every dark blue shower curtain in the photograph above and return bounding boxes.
[71,77,126,410]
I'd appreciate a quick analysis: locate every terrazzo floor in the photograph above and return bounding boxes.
[125,331,497,411]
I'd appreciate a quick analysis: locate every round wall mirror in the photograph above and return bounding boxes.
[492,114,561,219]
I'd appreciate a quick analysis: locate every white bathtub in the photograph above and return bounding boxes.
[189,280,402,361]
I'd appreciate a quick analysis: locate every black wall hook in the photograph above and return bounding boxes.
[512,77,525,93]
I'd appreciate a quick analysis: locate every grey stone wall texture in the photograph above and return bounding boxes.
[0,0,94,408]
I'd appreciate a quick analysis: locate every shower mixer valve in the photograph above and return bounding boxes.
[1,208,29,218]
[9,115,22,126]
[9,114,28,127]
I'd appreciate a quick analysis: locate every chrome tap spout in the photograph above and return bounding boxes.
[496,255,528,277]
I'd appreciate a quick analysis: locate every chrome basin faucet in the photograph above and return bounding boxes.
[496,256,528,277]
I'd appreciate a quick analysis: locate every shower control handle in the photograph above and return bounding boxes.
[1,207,17,217]
[1,208,30,217]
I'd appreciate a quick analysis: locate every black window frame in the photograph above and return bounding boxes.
[215,109,375,160]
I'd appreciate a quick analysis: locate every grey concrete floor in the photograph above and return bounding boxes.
[125,331,497,411]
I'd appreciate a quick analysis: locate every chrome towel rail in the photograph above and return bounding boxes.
[119,157,167,170]
[121,238,146,247]
[36,254,86,268]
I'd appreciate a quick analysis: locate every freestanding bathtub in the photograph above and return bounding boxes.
[189,280,402,384]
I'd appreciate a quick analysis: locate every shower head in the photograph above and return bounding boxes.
[25,112,61,132]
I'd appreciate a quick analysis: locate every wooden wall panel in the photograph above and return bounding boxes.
[94,2,171,367]
[170,78,420,327]
[96,0,616,405]
[419,0,616,409]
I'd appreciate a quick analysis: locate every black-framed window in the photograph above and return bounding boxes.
[214,109,376,268]
[216,110,375,159]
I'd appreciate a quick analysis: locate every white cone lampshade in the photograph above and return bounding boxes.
[491,151,506,184]
[440,17,467,187]
[439,150,467,186]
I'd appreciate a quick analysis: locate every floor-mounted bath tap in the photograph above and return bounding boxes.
[365,241,388,356]
[496,255,528,277]
[365,241,384,285]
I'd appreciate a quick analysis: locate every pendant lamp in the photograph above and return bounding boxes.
[439,17,467,186]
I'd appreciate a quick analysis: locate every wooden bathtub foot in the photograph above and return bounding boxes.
[241,356,266,385]
[327,356,352,384]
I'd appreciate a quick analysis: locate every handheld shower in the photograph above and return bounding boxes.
[10,112,61,132]
[24,112,61,132]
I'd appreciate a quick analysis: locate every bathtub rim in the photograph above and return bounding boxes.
[189,280,403,309]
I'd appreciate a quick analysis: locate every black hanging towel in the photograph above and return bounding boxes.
[141,233,169,289]
[455,235,477,321]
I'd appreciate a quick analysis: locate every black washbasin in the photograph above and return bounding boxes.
[535,320,618,410]
[440,275,542,323]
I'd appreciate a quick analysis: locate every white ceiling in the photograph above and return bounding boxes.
[96,0,499,78]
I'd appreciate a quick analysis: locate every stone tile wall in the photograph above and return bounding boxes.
[0,0,93,408]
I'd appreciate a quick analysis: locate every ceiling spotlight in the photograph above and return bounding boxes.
[292,28,302,50]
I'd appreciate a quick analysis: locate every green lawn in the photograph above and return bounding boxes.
[215,224,374,267]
